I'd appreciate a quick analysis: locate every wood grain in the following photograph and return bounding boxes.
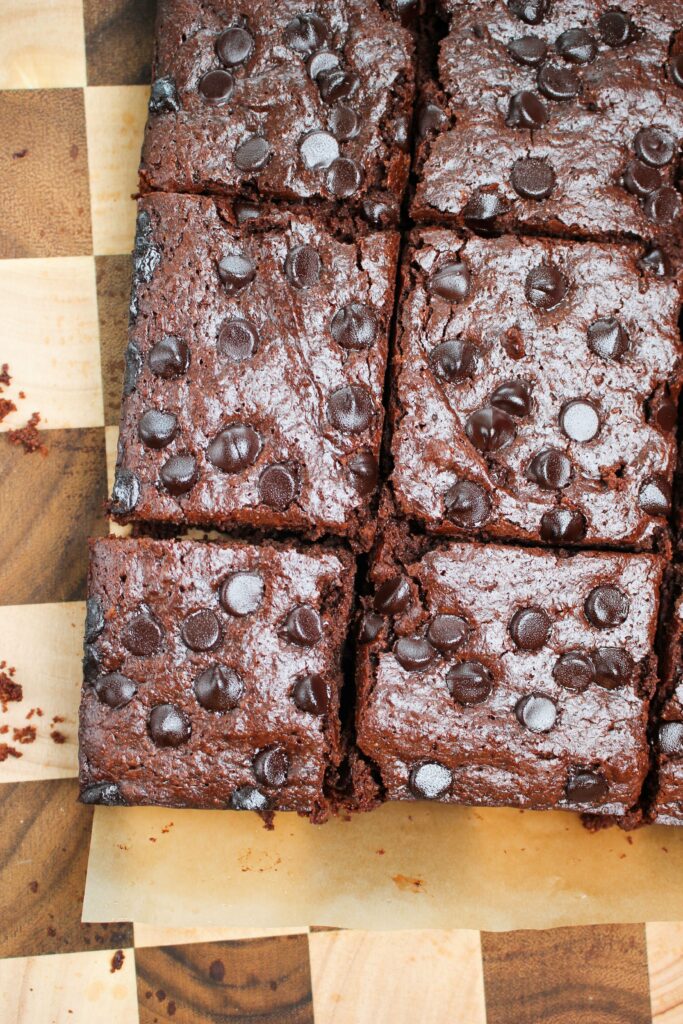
[135,935,314,1023]
[0,779,132,958]
[95,254,132,426]
[83,0,155,86]
[648,922,683,1023]
[0,89,92,258]
[0,0,86,90]
[482,925,652,1024]
[0,427,108,606]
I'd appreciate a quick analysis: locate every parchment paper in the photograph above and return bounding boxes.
[83,802,683,932]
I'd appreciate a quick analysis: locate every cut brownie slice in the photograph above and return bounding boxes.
[140,0,414,222]
[652,580,683,825]
[79,537,354,820]
[413,0,683,256]
[356,522,663,818]
[390,228,682,550]
[112,194,399,549]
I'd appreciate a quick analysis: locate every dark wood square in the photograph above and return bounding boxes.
[84,0,156,86]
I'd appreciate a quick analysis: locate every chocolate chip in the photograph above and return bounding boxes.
[644,187,681,226]
[623,160,661,198]
[326,157,362,197]
[194,665,244,711]
[83,645,101,684]
[218,253,256,294]
[634,127,675,167]
[217,319,260,362]
[394,636,436,672]
[659,721,683,755]
[94,673,137,709]
[359,612,384,643]
[149,76,180,114]
[527,449,573,489]
[647,386,677,431]
[565,770,608,803]
[525,264,568,309]
[81,783,126,806]
[85,597,105,643]
[592,647,633,689]
[553,650,595,691]
[123,342,142,395]
[207,424,261,473]
[331,303,378,350]
[408,762,452,799]
[509,607,551,650]
[598,10,633,47]
[555,28,596,63]
[374,576,411,615]
[149,704,191,748]
[327,385,374,433]
[216,26,254,66]
[160,454,198,495]
[444,480,492,528]
[670,54,683,88]
[138,409,178,449]
[284,244,321,288]
[111,468,140,514]
[537,62,580,100]
[234,135,270,171]
[516,694,557,732]
[284,13,327,55]
[181,609,222,652]
[292,674,329,715]
[489,380,532,417]
[465,406,517,453]
[348,450,379,496]
[328,104,360,141]
[587,318,630,361]
[506,90,549,128]
[283,605,322,646]
[584,585,629,629]
[253,746,289,787]
[220,572,264,616]
[235,202,261,224]
[560,399,600,442]
[507,0,550,25]
[508,35,547,65]
[149,335,190,378]
[447,661,493,704]
[299,130,339,170]
[638,247,671,277]
[258,463,298,510]
[231,785,269,811]
[417,102,448,137]
[463,190,507,223]
[198,69,234,104]
[638,476,671,516]
[427,614,469,654]
[429,340,478,383]
[431,262,471,304]
[540,509,587,543]
[122,610,163,656]
[318,68,360,104]
[308,50,340,80]
[511,158,556,200]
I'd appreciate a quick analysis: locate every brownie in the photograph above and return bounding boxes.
[390,228,682,549]
[413,0,683,256]
[111,194,399,548]
[355,520,663,817]
[79,537,354,820]
[652,579,683,825]
[139,0,414,222]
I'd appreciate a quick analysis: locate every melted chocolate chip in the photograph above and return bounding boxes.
[508,35,547,66]
[511,158,556,200]
[284,12,327,55]
[122,610,163,656]
[327,386,374,433]
[429,340,478,383]
[111,468,140,514]
[283,605,322,646]
[555,28,596,64]
[444,480,492,528]
[94,673,137,709]
[587,318,630,361]
[489,379,532,417]
[359,612,384,643]
[644,187,681,226]
[149,76,180,114]
[560,399,600,442]
[326,157,362,197]
[408,762,452,799]
[647,386,677,431]
[85,597,105,643]
[638,247,671,277]
[149,335,190,378]
[348,450,379,496]
[537,62,580,100]
[318,68,360,104]
[231,785,269,811]
[331,303,378,350]
[427,614,469,654]
[138,409,178,449]
[207,424,261,474]
[671,54,683,89]
[81,783,126,806]
[525,264,568,309]
[509,607,551,650]
[217,318,260,362]
[447,661,493,704]
[253,746,289,787]
[292,674,329,715]
[507,0,550,25]
[553,650,595,691]
[516,693,557,732]
[428,261,471,302]
[527,448,573,489]
[160,453,198,495]
[329,104,360,141]
[123,341,142,395]
[258,463,298,510]
[592,647,633,689]
[308,50,340,80]
[194,665,244,711]
[623,160,661,198]
[506,90,549,129]
[598,10,633,47]
[417,102,448,137]
[374,576,411,615]
[299,130,339,170]
[149,704,191,748]
[83,645,101,684]
[565,770,608,803]
[659,721,683,755]
[220,571,264,616]
[465,406,517,453]
[463,191,507,223]
[234,135,270,171]
[218,252,256,294]
[540,508,587,543]
[284,244,321,288]
[216,26,254,66]
[198,69,234,104]
[181,609,222,652]
[394,636,436,671]
[634,127,675,168]
[584,585,629,629]
[638,476,671,516]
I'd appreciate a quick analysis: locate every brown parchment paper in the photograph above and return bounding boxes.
[83,802,683,932]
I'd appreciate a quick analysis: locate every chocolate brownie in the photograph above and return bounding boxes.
[413,0,683,256]
[390,228,682,549]
[79,537,354,819]
[139,0,414,222]
[356,520,663,817]
[111,194,399,548]
[652,579,683,825]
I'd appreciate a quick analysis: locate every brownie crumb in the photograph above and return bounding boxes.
[0,398,17,423]
[8,412,47,456]
[0,364,10,387]
[50,730,67,745]
[168,1001,177,1017]
[13,725,36,744]
[0,725,8,735]
[0,671,22,712]
[0,744,22,761]
[110,950,125,973]
[28,881,39,894]
[47,926,57,937]
[12,149,28,160]
[209,960,225,982]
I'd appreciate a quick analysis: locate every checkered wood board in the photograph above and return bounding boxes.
[1,2,683,1022]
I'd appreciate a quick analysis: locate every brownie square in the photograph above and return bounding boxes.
[139,0,414,221]
[413,0,683,257]
[79,537,354,819]
[652,581,683,825]
[356,524,663,817]
[390,228,682,549]
[111,194,399,548]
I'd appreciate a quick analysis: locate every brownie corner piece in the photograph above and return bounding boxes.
[389,227,682,549]
[112,194,399,548]
[356,533,662,818]
[79,536,355,819]
[139,0,415,218]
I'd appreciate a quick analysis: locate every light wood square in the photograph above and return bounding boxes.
[648,922,683,1023]
[0,0,87,90]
